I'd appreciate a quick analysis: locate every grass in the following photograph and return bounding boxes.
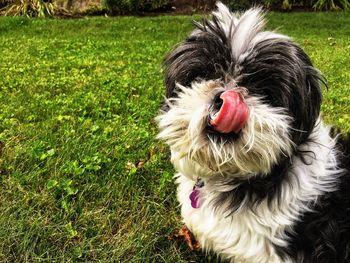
[0,11,349,262]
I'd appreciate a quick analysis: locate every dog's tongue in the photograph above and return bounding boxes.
[209,90,249,133]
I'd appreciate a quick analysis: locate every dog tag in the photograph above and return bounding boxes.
[189,179,204,209]
[190,189,200,209]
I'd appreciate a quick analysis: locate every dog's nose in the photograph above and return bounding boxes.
[209,92,224,119]
[208,90,249,134]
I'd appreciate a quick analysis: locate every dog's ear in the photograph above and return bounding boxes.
[286,45,324,145]
[164,18,231,98]
[296,53,324,144]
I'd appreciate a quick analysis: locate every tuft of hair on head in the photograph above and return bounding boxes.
[164,3,267,98]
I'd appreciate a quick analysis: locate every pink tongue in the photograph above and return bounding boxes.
[209,90,249,134]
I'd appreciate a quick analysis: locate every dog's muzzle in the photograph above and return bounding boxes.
[208,90,249,134]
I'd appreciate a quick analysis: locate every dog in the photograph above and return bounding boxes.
[157,3,350,263]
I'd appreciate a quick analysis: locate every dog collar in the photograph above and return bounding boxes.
[189,178,204,209]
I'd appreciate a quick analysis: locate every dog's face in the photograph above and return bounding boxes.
[157,4,323,179]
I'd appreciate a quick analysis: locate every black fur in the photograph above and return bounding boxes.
[276,135,350,263]
[164,16,231,98]
[210,156,293,214]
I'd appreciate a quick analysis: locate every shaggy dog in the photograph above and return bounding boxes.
[157,3,350,263]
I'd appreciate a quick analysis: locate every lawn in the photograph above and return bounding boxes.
[0,11,349,262]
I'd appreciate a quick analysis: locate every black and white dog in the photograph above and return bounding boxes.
[157,3,350,263]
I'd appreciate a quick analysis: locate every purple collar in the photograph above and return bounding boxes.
[189,178,204,209]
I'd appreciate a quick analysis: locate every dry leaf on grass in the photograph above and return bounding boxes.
[169,225,201,251]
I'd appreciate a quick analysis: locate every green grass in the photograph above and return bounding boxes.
[0,12,349,262]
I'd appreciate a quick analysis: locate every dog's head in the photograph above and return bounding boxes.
[157,3,323,179]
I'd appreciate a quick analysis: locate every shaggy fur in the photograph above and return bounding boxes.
[157,3,350,263]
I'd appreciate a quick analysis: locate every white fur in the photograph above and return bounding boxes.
[211,2,238,36]
[157,80,293,179]
[229,8,266,61]
[175,122,342,263]
[210,2,289,68]
[211,3,266,60]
